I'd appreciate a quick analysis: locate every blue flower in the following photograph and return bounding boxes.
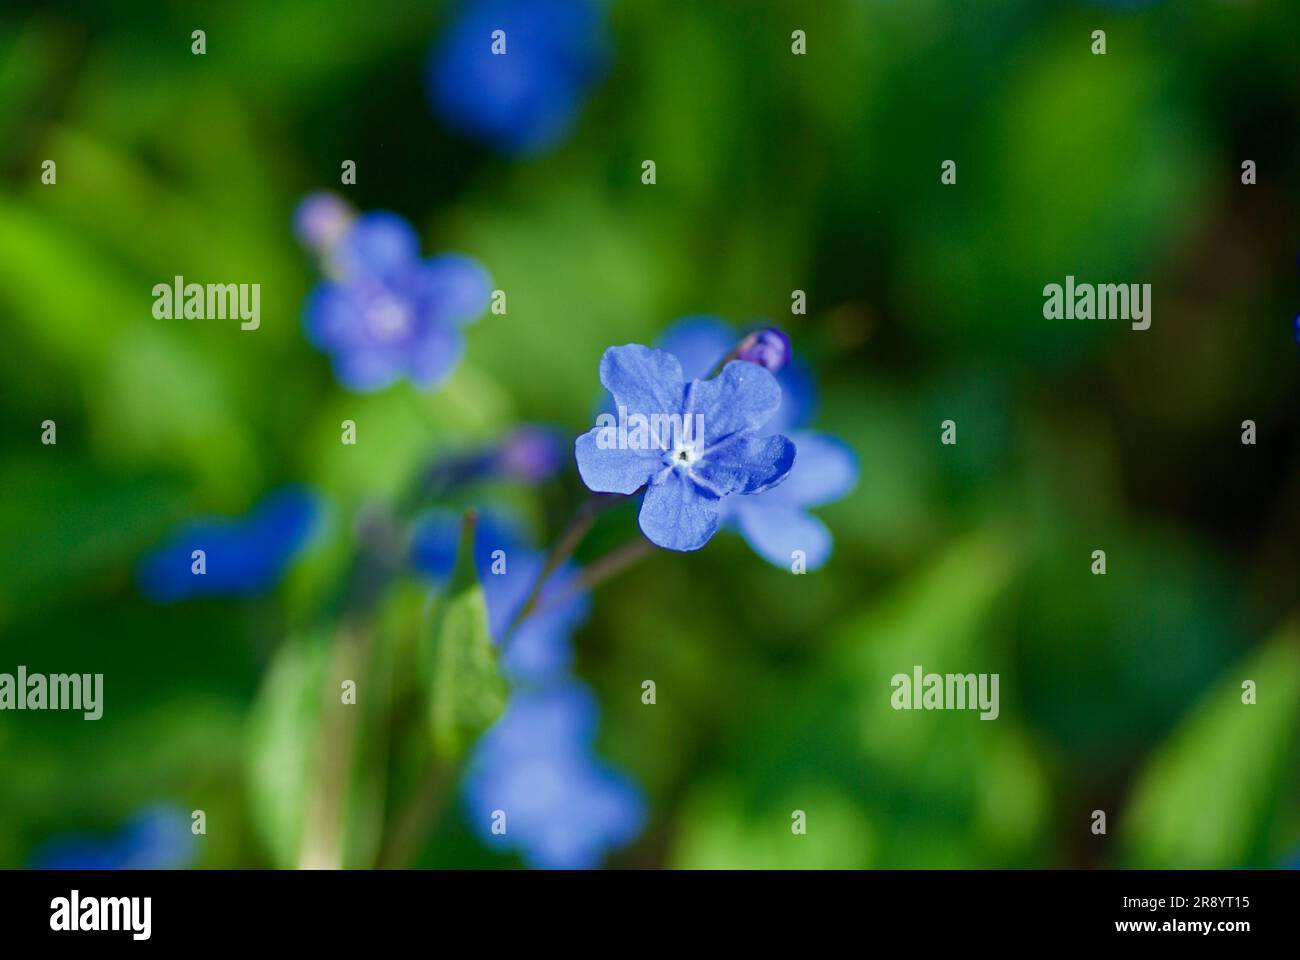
[495,425,566,484]
[414,425,568,496]
[302,212,491,392]
[427,0,609,156]
[577,343,790,554]
[410,509,588,683]
[575,343,796,552]
[656,317,858,570]
[136,486,322,602]
[30,804,197,870]
[461,682,645,869]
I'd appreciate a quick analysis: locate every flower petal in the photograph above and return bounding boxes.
[336,211,420,283]
[302,282,364,349]
[574,427,660,494]
[734,502,832,570]
[757,432,858,508]
[414,254,492,326]
[334,346,404,392]
[637,470,720,551]
[502,619,575,684]
[693,434,795,496]
[685,360,782,443]
[599,345,685,418]
[770,358,818,433]
[656,316,736,380]
[406,321,465,389]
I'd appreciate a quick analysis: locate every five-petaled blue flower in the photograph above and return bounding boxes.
[461,682,645,869]
[30,804,197,870]
[136,486,322,602]
[575,344,796,552]
[302,211,491,392]
[656,317,859,569]
[427,0,610,156]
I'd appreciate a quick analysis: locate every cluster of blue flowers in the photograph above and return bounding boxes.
[112,9,860,870]
[411,509,645,868]
[31,804,196,870]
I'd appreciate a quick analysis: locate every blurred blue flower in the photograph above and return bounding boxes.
[576,344,796,552]
[427,0,610,156]
[30,804,196,870]
[657,317,858,570]
[415,425,568,497]
[410,508,589,683]
[302,211,491,392]
[462,682,645,869]
[495,425,566,484]
[136,486,322,602]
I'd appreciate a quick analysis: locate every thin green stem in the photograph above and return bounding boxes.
[375,760,451,869]
[502,492,624,644]
[517,537,657,626]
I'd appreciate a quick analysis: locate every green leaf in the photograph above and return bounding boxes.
[1119,625,1300,868]
[244,636,328,869]
[422,510,506,761]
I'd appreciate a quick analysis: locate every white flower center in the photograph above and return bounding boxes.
[367,296,411,341]
[670,441,703,469]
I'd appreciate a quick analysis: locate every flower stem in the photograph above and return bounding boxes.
[578,537,656,592]
[375,760,451,869]
[503,493,623,643]
[516,536,657,626]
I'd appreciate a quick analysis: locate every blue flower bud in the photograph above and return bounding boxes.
[736,326,791,373]
[293,192,354,254]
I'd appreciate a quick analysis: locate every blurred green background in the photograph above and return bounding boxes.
[1,0,1299,869]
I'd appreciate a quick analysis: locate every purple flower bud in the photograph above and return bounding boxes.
[497,425,565,484]
[293,192,355,253]
[735,327,791,373]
